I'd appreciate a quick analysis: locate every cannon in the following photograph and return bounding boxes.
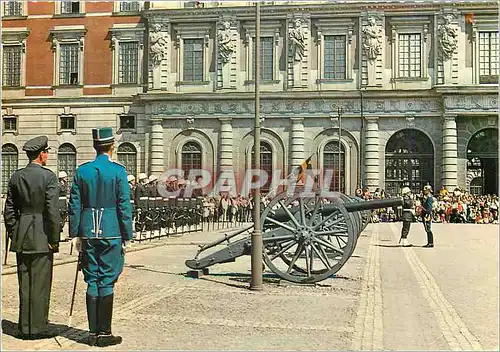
[186,191,402,284]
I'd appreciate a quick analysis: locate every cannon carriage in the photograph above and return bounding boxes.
[186,191,402,284]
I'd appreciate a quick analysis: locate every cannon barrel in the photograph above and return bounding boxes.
[268,197,402,223]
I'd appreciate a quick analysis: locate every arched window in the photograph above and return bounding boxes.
[181,141,202,179]
[323,141,345,193]
[117,143,137,178]
[385,129,434,195]
[2,144,18,194]
[251,142,273,193]
[58,144,76,193]
[467,128,498,195]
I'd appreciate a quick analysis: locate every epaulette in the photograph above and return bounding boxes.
[111,160,126,168]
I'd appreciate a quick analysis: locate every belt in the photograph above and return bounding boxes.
[139,197,148,200]
[403,209,413,212]
[130,200,135,204]
[59,196,67,200]
[148,197,156,201]
[156,197,163,200]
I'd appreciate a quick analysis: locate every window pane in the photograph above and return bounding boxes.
[119,1,139,11]
[119,42,138,84]
[398,33,421,78]
[4,1,22,16]
[252,37,274,81]
[59,44,79,85]
[324,35,346,79]
[323,141,345,193]
[181,141,202,179]
[58,144,76,193]
[61,1,79,13]
[183,39,204,82]
[479,31,499,83]
[2,46,21,87]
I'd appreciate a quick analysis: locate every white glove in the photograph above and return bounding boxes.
[71,237,82,253]
[122,240,132,254]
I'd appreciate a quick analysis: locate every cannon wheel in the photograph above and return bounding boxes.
[261,192,356,284]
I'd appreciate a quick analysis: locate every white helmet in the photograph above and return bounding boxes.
[402,187,411,195]
[148,174,158,183]
[423,185,432,192]
[58,171,68,179]
[138,173,148,181]
[127,175,135,182]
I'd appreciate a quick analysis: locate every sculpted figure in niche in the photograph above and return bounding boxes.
[218,21,234,64]
[150,22,168,66]
[362,16,382,60]
[289,18,305,62]
[438,14,458,61]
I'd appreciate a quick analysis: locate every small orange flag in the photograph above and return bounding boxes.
[465,13,475,24]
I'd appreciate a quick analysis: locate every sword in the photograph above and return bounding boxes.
[68,251,83,326]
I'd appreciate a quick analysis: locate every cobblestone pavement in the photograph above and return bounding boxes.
[2,223,498,350]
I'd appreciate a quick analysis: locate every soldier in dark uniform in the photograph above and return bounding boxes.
[399,187,413,247]
[68,128,133,347]
[3,135,60,339]
[421,185,435,248]
[127,175,136,221]
[58,171,69,241]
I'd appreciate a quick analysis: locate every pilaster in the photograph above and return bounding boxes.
[364,116,380,191]
[290,117,305,169]
[441,114,458,190]
[219,117,233,173]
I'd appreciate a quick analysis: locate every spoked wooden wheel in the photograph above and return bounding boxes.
[261,191,356,284]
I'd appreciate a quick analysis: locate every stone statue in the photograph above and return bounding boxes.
[150,22,168,66]
[218,21,234,64]
[438,14,458,61]
[362,16,382,61]
[289,18,305,62]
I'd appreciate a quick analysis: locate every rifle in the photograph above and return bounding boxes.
[68,251,83,326]
[4,232,10,265]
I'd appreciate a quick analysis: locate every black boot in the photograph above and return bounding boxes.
[86,294,99,346]
[96,294,122,347]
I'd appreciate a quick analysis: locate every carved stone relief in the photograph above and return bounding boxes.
[218,21,234,64]
[289,18,305,61]
[437,14,458,61]
[362,16,382,61]
[149,20,169,66]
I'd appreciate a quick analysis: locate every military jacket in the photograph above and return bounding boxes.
[58,181,68,211]
[68,154,133,241]
[422,195,434,217]
[134,183,148,208]
[402,195,414,222]
[3,163,60,253]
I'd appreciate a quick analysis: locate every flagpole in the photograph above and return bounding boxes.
[250,1,263,291]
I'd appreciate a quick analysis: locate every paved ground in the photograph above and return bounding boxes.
[1,222,498,350]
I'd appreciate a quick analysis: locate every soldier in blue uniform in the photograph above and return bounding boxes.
[68,127,133,347]
[421,185,434,248]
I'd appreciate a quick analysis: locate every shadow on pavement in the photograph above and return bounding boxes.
[2,319,89,344]
[124,263,184,277]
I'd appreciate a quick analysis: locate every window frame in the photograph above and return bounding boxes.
[1,27,29,89]
[117,142,138,178]
[471,16,498,84]
[54,1,85,16]
[114,1,143,13]
[57,113,77,135]
[2,144,19,195]
[181,141,203,179]
[242,20,281,84]
[2,1,26,18]
[390,17,429,82]
[110,23,145,86]
[314,18,354,83]
[174,23,211,85]
[50,25,87,88]
[2,115,18,135]
[322,141,346,193]
[478,31,499,84]
[57,143,77,193]
[118,114,136,132]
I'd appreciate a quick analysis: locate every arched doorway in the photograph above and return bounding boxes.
[2,144,18,194]
[323,141,345,192]
[251,141,273,193]
[181,141,202,179]
[58,144,77,193]
[467,128,498,195]
[117,143,137,177]
[385,129,434,195]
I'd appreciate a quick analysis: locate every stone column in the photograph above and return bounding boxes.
[364,116,380,191]
[219,117,233,173]
[441,114,458,190]
[290,118,305,169]
[150,119,164,175]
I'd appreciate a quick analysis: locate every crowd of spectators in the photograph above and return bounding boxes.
[356,186,499,224]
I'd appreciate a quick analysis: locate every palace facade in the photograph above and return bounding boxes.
[2,1,499,196]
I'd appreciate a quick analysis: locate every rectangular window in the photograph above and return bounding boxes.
[119,115,135,129]
[59,44,79,85]
[3,116,17,131]
[252,37,274,81]
[119,1,139,12]
[60,115,75,130]
[479,31,499,84]
[119,42,138,84]
[398,33,421,78]
[2,46,21,87]
[4,1,22,16]
[324,35,346,79]
[61,1,80,14]
[183,39,204,82]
